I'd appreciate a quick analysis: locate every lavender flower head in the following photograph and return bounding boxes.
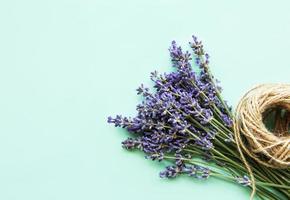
[236,175,251,187]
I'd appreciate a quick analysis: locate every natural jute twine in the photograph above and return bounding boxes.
[234,83,290,199]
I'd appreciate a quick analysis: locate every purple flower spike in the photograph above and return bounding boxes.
[122,138,142,150]
[107,115,123,127]
[236,175,251,187]
[159,165,181,178]
[221,113,233,127]
[137,84,151,97]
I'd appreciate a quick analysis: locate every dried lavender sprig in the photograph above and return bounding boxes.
[190,35,233,118]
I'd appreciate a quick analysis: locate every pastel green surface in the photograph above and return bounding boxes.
[0,1,289,200]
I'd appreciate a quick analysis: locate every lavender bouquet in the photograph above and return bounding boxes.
[108,36,289,200]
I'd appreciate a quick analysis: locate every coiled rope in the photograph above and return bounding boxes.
[234,83,290,199]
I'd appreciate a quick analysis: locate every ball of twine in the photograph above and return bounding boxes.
[235,83,290,168]
[234,83,290,199]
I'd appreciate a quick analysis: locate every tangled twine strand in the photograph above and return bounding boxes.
[234,83,290,199]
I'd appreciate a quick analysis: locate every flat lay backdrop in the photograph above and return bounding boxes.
[0,1,289,200]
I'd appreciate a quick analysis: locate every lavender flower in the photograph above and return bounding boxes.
[221,113,233,127]
[122,138,142,150]
[136,84,151,97]
[236,175,251,187]
[146,153,164,162]
[159,165,181,178]
[196,137,214,150]
[107,115,123,127]
[160,164,211,180]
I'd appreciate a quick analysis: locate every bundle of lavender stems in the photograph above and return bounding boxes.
[108,36,289,200]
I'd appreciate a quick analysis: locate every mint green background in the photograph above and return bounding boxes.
[0,1,289,200]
